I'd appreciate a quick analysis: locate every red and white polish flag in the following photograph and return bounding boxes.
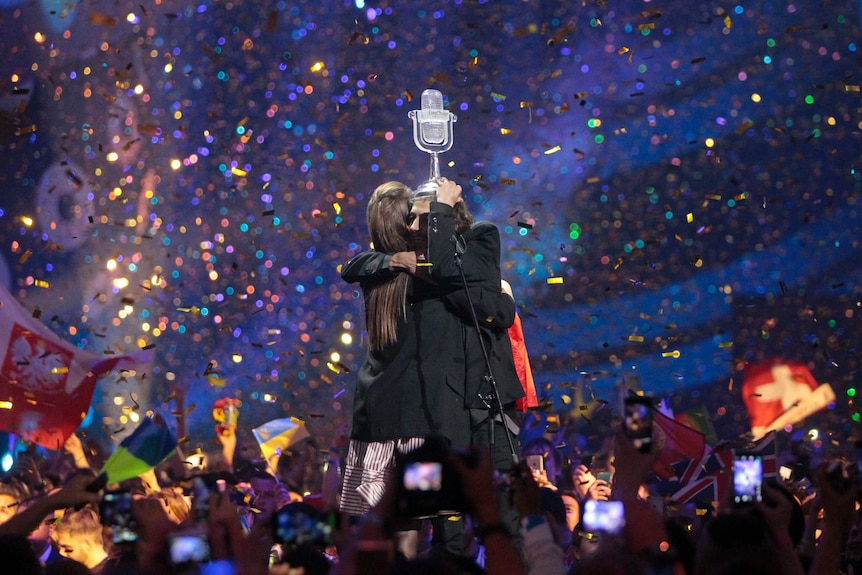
[0,284,151,449]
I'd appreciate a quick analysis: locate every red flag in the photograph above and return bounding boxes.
[0,285,150,449]
[509,313,538,412]
[742,359,835,439]
[652,409,707,480]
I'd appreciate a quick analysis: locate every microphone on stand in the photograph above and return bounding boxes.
[408,89,456,179]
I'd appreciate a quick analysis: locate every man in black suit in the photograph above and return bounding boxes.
[409,177,524,557]
[339,178,523,557]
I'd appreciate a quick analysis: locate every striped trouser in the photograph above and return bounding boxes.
[339,437,425,516]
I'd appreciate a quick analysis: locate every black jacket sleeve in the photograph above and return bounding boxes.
[341,251,396,284]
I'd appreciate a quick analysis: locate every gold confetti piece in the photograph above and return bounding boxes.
[519,101,533,108]
[500,178,517,185]
[845,85,861,92]
[18,249,33,264]
[15,124,37,136]
[51,367,70,374]
[177,306,201,314]
[662,350,681,358]
[500,128,514,135]
[723,14,732,29]
[735,119,754,135]
[734,192,748,201]
[0,401,12,409]
[547,277,563,284]
[586,177,600,184]
[686,213,694,223]
[617,46,630,55]
[627,335,644,342]
[231,167,248,177]
[705,194,722,201]
[88,12,119,26]
[544,145,561,155]
[637,23,655,31]
[719,342,734,348]
[490,92,507,101]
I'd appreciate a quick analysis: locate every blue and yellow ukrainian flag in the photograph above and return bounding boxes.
[252,417,310,461]
[100,416,178,484]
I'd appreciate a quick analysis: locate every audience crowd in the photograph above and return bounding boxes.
[0,412,857,575]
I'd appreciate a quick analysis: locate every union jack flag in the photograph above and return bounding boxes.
[668,432,778,505]
[669,447,734,505]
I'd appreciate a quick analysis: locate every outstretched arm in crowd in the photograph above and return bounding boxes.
[450,448,528,575]
[756,482,807,575]
[511,461,566,575]
[0,470,100,537]
[321,422,349,511]
[610,426,670,555]
[64,433,91,470]
[808,466,856,575]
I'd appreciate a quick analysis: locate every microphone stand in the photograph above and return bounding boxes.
[451,235,519,466]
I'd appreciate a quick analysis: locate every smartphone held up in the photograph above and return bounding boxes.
[624,396,654,453]
[733,452,763,504]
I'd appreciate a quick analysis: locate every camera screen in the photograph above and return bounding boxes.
[169,533,211,565]
[99,491,138,544]
[733,454,763,503]
[583,500,625,534]
[274,509,336,547]
[403,462,443,492]
[624,398,653,452]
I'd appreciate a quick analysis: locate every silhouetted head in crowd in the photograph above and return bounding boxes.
[694,505,782,575]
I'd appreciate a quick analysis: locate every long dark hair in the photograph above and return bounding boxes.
[365,181,412,352]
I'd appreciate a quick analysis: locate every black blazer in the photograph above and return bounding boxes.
[341,202,523,445]
[422,202,524,411]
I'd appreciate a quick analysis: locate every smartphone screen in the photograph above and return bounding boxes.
[583,500,625,534]
[403,461,443,491]
[169,531,211,565]
[273,507,337,547]
[99,490,138,544]
[624,396,653,453]
[733,453,763,504]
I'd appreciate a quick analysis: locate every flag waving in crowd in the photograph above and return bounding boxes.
[0,283,151,449]
[99,415,178,484]
[743,359,836,440]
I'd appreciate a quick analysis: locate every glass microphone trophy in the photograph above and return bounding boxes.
[408,89,457,179]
